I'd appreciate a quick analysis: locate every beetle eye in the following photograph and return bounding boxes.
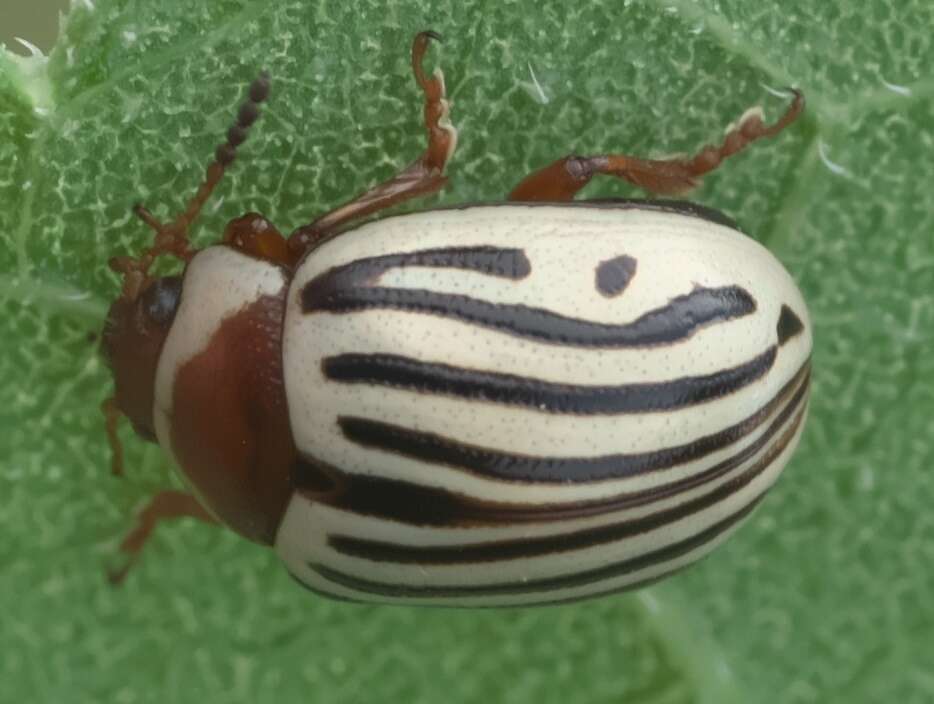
[140,276,183,326]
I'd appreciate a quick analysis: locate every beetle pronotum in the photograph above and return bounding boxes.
[101,32,810,606]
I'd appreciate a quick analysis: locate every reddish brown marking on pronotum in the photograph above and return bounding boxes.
[166,286,295,545]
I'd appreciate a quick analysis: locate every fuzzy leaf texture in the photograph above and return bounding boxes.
[1,2,932,703]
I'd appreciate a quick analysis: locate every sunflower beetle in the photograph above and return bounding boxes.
[100,31,811,606]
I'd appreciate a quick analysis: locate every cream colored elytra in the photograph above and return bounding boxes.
[271,203,811,606]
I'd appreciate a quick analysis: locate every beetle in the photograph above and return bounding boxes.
[100,31,811,606]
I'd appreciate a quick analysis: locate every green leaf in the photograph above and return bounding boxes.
[2,2,932,703]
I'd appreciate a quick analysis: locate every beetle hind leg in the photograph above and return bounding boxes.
[508,90,804,201]
[108,490,218,585]
[101,397,125,476]
[288,31,458,255]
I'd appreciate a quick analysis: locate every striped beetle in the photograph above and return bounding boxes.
[101,32,811,606]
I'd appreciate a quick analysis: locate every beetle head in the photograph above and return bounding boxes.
[101,275,182,441]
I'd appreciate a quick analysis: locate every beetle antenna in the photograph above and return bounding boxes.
[113,72,271,300]
[173,70,271,233]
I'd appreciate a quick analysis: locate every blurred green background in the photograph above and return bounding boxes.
[2,2,932,703]
[1,0,70,54]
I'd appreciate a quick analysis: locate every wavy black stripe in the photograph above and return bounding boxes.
[309,285,755,348]
[322,346,777,414]
[337,364,805,483]
[329,404,805,564]
[306,494,762,600]
[302,247,756,347]
[296,361,809,526]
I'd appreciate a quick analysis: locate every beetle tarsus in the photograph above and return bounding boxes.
[106,558,133,586]
[509,90,805,200]
[101,397,125,477]
[287,31,458,257]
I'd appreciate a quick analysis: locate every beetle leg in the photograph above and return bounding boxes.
[288,31,458,256]
[222,211,295,266]
[108,490,218,585]
[101,397,125,476]
[508,90,804,201]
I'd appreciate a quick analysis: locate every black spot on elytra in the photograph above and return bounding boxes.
[595,255,637,297]
[777,304,805,345]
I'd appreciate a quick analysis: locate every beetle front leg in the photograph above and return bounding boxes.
[509,90,803,201]
[288,30,458,256]
[101,397,125,476]
[108,490,218,584]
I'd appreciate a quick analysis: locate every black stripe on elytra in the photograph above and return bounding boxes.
[306,246,530,292]
[296,360,809,526]
[337,359,802,484]
[322,346,777,414]
[295,563,685,608]
[595,255,637,297]
[303,249,756,348]
[285,571,365,604]
[328,403,805,565]
[777,304,805,345]
[518,564,691,608]
[306,494,763,600]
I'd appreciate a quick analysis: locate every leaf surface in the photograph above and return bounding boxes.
[2,2,932,702]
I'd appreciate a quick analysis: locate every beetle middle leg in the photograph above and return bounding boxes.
[508,91,803,201]
[108,490,218,584]
[288,30,457,255]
